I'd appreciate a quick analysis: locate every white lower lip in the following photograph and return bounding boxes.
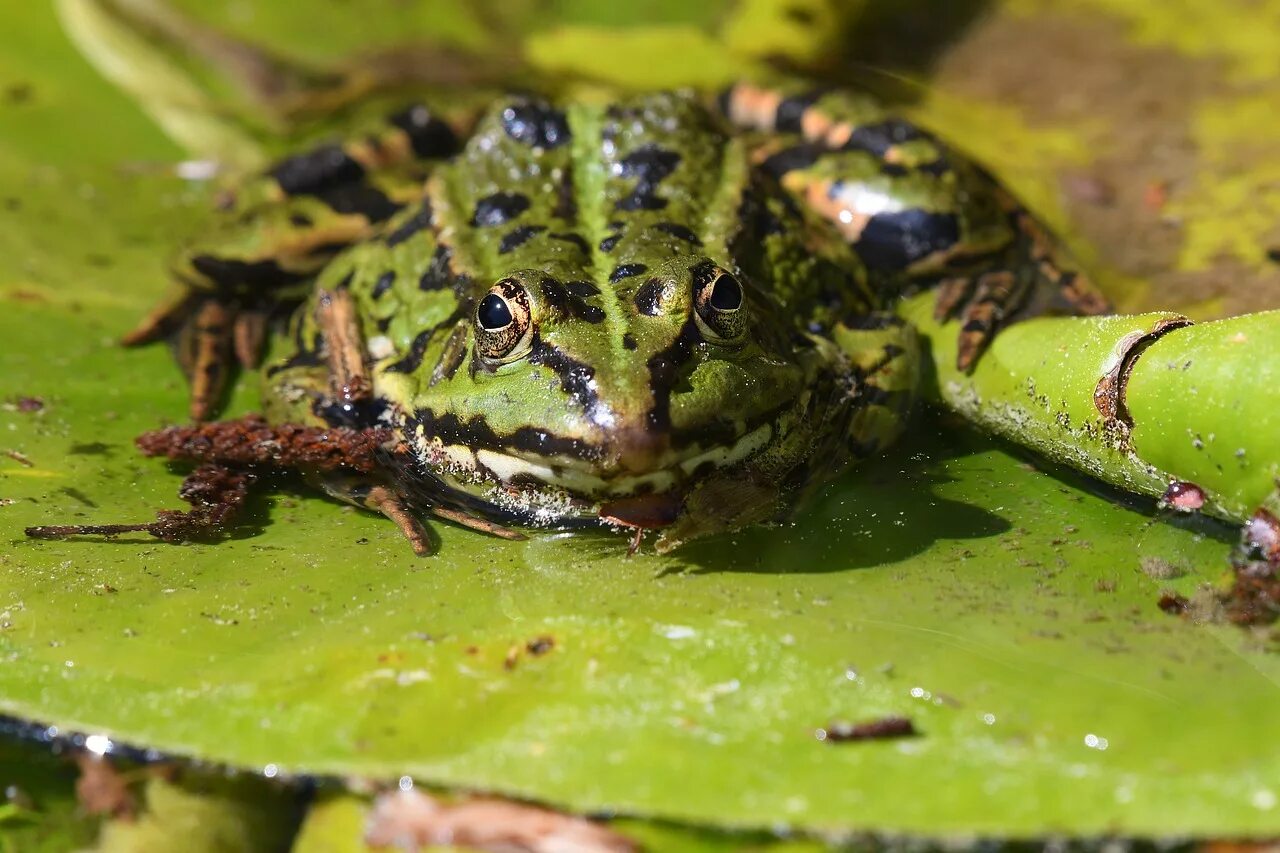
[418,420,777,498]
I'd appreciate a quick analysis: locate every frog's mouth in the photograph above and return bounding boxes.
[403,393,808,526]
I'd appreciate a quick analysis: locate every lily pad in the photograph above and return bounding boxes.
[1,0,1279,844]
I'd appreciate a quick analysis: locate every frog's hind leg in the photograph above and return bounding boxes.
[128,103,465,420]
[718,81,1110,370]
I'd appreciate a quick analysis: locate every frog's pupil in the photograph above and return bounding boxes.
[479,294,513,330]
[709,275,742,311]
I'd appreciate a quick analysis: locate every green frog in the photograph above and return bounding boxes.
[28,82,1106,554]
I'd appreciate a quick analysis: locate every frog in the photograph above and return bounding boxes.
[27,82,1108,555]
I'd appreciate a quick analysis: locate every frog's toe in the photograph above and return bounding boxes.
[174,298,236,421]
[232,306,270,368]
[120,288,199,347]
[952,269,1032,371]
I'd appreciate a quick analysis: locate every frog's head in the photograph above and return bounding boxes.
[403,255,816,524]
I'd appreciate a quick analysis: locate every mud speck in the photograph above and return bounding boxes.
[526,635,555,656]
[1157,591,1191,615]
[817,716,918,743]
[3,450,33,467]
[4,83,33,104]
[1141,556,1186,580]
[70,442,113,456]
[3,396,44,413]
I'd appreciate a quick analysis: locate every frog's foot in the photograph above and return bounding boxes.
[123,291,273,421]
[932,197,1111,370]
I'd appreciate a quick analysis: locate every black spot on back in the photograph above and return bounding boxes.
[565,280,600,298]
[316,183,401,222]
[371,270,396,299]
[550,232,590,254]
[622,332,638,350]
[499,224,547,254]
[472,192,531,227]
[418,244,454,291]
[775,90,827,134]
[610,263,648,283]
[553,169,578,220]
[615,145,681,212]
[599,233,622,253]
[501,100,571,148]
[389,105,460,159]
[855,209,961,271]
[269,144,364,196]
[191,255,310,289]
[653,222,702,245]
[841,119,927,157]
[759,143,823,178]
[385,201,433,247]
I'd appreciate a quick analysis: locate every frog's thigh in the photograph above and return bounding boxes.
[720,81,1109,368]
[830,314,920,458]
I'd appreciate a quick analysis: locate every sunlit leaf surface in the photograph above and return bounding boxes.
[1,0,1278,840]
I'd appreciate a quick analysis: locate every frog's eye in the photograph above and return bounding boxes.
[475,278,533,363]
[693,264,746,342]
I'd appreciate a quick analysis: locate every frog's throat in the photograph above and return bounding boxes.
[402,390,811,505]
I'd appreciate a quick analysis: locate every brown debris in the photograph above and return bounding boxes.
[27,463,257,543]
[364,788,636,853]
[3,449,33,467]
[74,753,136,820]
[135,415,392,474]
[1157,591,1191,615]
[817,716,918,743]
[1223,562,1280,628]
[526,635,555,656]
[1142,180,1170,213]
[3,396,44,413]
[1140,556,1186,581]
[503,636,555,671]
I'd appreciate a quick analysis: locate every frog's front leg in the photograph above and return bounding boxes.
[830,313,921,462]
[126,103,465,420]
[718,82,1109,369]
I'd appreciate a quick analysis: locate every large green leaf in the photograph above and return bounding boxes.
[2,0,1279,844]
